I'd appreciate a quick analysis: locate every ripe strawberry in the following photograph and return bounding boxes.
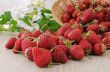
[96,12,104,21]
[103,36,110,48]
[5,37,17,49]
[77,2,87,11]
[67,29,82,42]
[55,45,68,54]
[99,22,110,32]
[17,31,23,38]
[87,31,101,45]
[22,37,36,53]
[49,34,58,46]
[32,30,42,38]
[45,30,53,34]
[66,4,75,14]
[52,47,68,63]
[25,47,33,61]
[82,0,90,5]
[93,43,106,55]
[37,33,53,50]
[104,32,110,37]
[104,12,110,21]
[82,8,96,23]
[72,10,79,18]
[13,38,23,53]
[79,39,93,54]
[61,13,71,23]
[86,24,100,33]
[21,31,32,38]
[70,45,85,60]
[69,19,76,25]
[56,23,71,36]
[64,29,72,38]
[32,47,52,67]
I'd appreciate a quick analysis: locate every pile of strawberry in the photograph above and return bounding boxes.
[5,0,110,68]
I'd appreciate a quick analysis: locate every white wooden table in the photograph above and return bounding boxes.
[0,32,110,72]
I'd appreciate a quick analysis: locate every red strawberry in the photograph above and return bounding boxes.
[32,30,42,38]
[104,12,110,21]
[32,47,52,67]
[87,31,101,45]
[86,24,100,33]
[13,38,23,53]
[5,37,17,49]
[104,32,110,37]
[56,23,71,36]
[103,36,110,48]
[49,34,58,46]
[61,13,71,23]
[25,47,34,61]
[99,22,110,32]
[66,4,75,14]
[21,31,32,38]
[96,12,104,21]
[93,43,106,55]
[64,29,72,38]
[82,8,96,23]
[67,29,82,42]
[45,30,53,34]
[72,10,79,18]
[82,0,90,5]
[79,39,93,54]
[37,33,53,50]
[78,3,87,11]
[22,37,36,53]
[52,47,68,63]
[55,45,68,54]
[69,19,76,25]
[17,31,23,38]
[70,45,85,60]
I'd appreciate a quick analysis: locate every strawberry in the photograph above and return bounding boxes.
[82,0,90,5]
[58,38,64,45]
[49,34,58,46]
[82,8,96,23]
[32,47,52,67]
[78,3,87,11]
[5,37,17,49]
[66,4,75,14]
[103,36,110,48]
[56,23,71,36]
[96,12,104,21]
[69,19,76,25]
[61,13,71,23]
[70,45,85,60]
[52,47,68,63]
[99,22,110,32]
[87,31,101,45]
[32,30,42,38]
[104,12,110,21]
[93,43,106,55]
[22,37,36,53]
[104,32,110,37]
[13,38,23,53]
[37,33,53,50]
[72,10,79,18]
[17,31,23,38]
[86,24,100,33]
[67,29,82,42]
[25,47,34,61]
[21,31,32,38]
[79,39,93,54]
[55,45,68,54]
[64,29,72,38]
[45,30,53,34]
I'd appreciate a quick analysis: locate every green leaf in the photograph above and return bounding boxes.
[4,11,12,21]
[0,15,7,24]
[41,8,51,14]
[22,16,32,26]
[35,18,49,29]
